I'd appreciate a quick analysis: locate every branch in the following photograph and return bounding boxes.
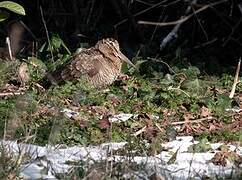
[138,0,228,27]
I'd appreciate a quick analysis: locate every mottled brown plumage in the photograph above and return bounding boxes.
[47,38,135,88]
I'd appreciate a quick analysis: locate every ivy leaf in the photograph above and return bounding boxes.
[48,34,71,54]
[215,94,232,113]
[51,35,62,50]
[182,78,203,96]
[0,1,25,15]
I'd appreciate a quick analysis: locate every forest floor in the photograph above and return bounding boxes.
[0,46,242,178]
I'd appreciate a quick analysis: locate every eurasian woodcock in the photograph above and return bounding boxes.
[44,38,135,88]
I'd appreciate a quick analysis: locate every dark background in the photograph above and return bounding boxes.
[1,0,242,74]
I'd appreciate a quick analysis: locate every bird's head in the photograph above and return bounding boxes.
[95,38,136,69]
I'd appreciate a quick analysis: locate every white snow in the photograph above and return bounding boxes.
[1,112,241,179]
[1,136,242,179]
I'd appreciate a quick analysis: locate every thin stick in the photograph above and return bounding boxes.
[0,92,24,97]
[148,57,176,74]
[138,0,228,27]
[19,20,37,40]
[133,126,147,136]
[167,87,191,97]
[171,116,214,125]
[229,58,241,98]
[40,6,54,62]
[6,37,13,60]
[138,17,190,27]
[155,123,164,133]
[114,1,165,27]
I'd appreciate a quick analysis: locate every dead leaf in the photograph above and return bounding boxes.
[162,108,176,117]
[138,113,153,126]
[116,74,132,81]
[97,117,110,129]
[183,112,194,122]
[211,151,242,167]
[18,62,30,87]
[89,106,110,116]
[179,112,204,134]
[211,152,227,166]
[200,106,211,117]
[132,101,144,111]
[145,126,157,141]
[37,105,59,116]
[106,94,121,106]
[72,116,88,129]
[149,173,165,180]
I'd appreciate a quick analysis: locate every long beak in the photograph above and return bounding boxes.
[118,53,136,69]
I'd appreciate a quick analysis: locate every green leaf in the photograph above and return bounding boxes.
[49,34,71,54]
[215,94,232,113]
[0,1,25,15]
[182,78,206,97]
[185,66,200,78]
[28,57,47,81]
[51,35,62,50]
[0,10,9,22]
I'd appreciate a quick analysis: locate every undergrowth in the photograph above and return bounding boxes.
[0,56,241,146]
[0,35,242,178]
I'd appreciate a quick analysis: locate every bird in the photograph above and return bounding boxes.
[43,38,135,88]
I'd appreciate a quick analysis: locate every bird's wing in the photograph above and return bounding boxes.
[61,49,103,81]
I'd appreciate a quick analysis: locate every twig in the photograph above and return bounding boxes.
[19,20,37,40]
[114,0,172,27]
[6,37,13,60]
[167,87,191,97]
[238,3,242,14]
[0,92,25,97]
[34,83,46,92]
[134,0,154,6]
[222,17,242,47]
[147,57,176,74]
[133,126,147,136]
[171,116,214,125]
[155,123,164,133]
[40,6,54,63]
[193,38,217,49]
[138,0,228,27]
[138,17,189,27]
[192,4,208,41]
[229,58,241,98]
